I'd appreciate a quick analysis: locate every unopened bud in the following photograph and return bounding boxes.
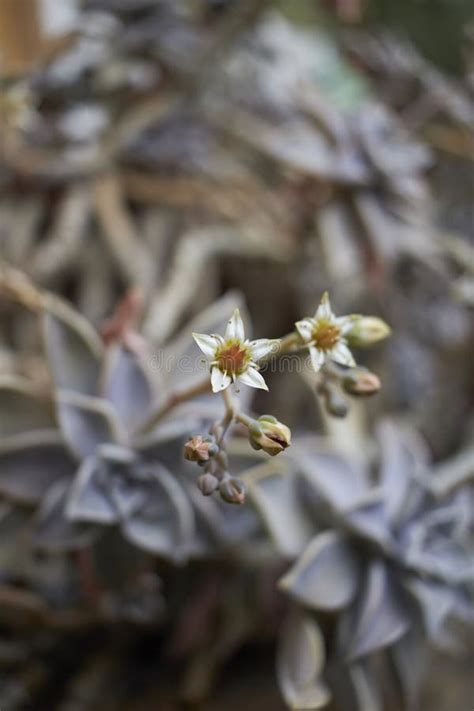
[219,477,246,505]
[346,317,391,348]
[197,472,219,496]
[248,415,292,456]
[343,369,381,397]
[184,435,217,464]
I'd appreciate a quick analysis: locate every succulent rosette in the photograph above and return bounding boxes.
[248,421,473,710]
[0,295,261,563]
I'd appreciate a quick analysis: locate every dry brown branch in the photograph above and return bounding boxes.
[32,185,91,281]
[123,171,289,228]
[93,173,155,292]
[77,234,116,322]
[0,259,46,312]
[0,0,42,76]
[0,196,43,267]
[424,125,474,161]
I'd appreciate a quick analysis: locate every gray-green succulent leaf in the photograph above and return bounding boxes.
[277,607,331,710]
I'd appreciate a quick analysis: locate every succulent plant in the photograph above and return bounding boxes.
[248,420,473,710]
[0,293,267,576]
[0,280,471,709]
[0,2,472,708]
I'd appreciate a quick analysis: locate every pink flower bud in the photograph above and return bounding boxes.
[184,436,217,464]
[249,416,291,456]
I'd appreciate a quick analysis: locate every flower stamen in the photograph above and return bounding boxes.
[215,341,251,376]
[295,292,356,373]
[312,320,341,352]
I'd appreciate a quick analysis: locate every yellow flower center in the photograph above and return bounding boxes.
[312,319,341,351]
[215,341,250,375]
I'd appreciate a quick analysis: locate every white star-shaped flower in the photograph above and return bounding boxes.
[295,292,356,372]
[193,309,276,393]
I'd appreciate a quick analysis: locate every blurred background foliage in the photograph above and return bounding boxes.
[0,0,473,709]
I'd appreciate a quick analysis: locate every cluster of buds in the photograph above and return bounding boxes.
[184,415,293,502]
[184,432,248,505]
[185,414,291,504]
[185,293,390,500]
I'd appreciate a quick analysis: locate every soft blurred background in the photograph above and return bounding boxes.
[0,1,473,709]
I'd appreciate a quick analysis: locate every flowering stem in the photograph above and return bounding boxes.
[217,388,236,445]
[236,411,255,429]
[275,331,301,354]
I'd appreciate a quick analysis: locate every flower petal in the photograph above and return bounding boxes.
[309,347,326,372]
[193,333,219,359]
[225,308,245,342]
[315,292,332,321]
[331,342,355,367]
[296,319,314,343]
[211,367,232,393]
[250,338,277,361]
[238,366,268,391]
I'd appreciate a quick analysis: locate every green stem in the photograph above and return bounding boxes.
[217,388,236,445]
[236,411,256,429]
[274,331,301,354]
